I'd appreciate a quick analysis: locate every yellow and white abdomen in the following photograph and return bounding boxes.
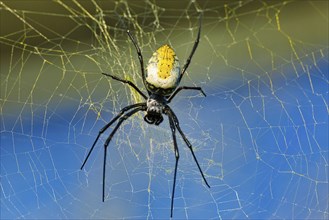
[146,44,180,96]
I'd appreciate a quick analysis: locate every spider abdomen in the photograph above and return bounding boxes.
[146,45,180,96]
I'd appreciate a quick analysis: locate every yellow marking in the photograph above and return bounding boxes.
[156,45,175,79]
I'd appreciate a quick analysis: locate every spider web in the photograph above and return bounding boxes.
[1,0,328,219]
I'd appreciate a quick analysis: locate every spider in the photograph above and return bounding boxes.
[80,16,210,217]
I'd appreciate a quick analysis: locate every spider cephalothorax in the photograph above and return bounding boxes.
[144,94,166,125]
[80,14,209,218]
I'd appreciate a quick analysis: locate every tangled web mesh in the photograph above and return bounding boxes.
[1,1,328,219]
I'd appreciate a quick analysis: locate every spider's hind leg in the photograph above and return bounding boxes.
[180,13,202,77]
[167,86,206,103]
[102,73,148,99]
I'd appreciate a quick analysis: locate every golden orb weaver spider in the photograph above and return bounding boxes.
[80,15,209,218]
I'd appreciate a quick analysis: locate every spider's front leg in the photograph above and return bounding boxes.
[102,105,146,201]
[166,110,180,217]
[80,103,146,170]
[166,106,210,188]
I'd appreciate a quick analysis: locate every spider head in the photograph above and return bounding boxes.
[144,111,163,125]
[145,44,181,96]
[144,95,166,125]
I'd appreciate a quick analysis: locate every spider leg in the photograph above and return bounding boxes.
[102,72,147,99]
[167,107,210,188]
[167,112,180,217]
[80,103,146,170]
[167,86,206,103]
[102,105,146,202]
[126,30,148,91]
[180,13,202,78]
